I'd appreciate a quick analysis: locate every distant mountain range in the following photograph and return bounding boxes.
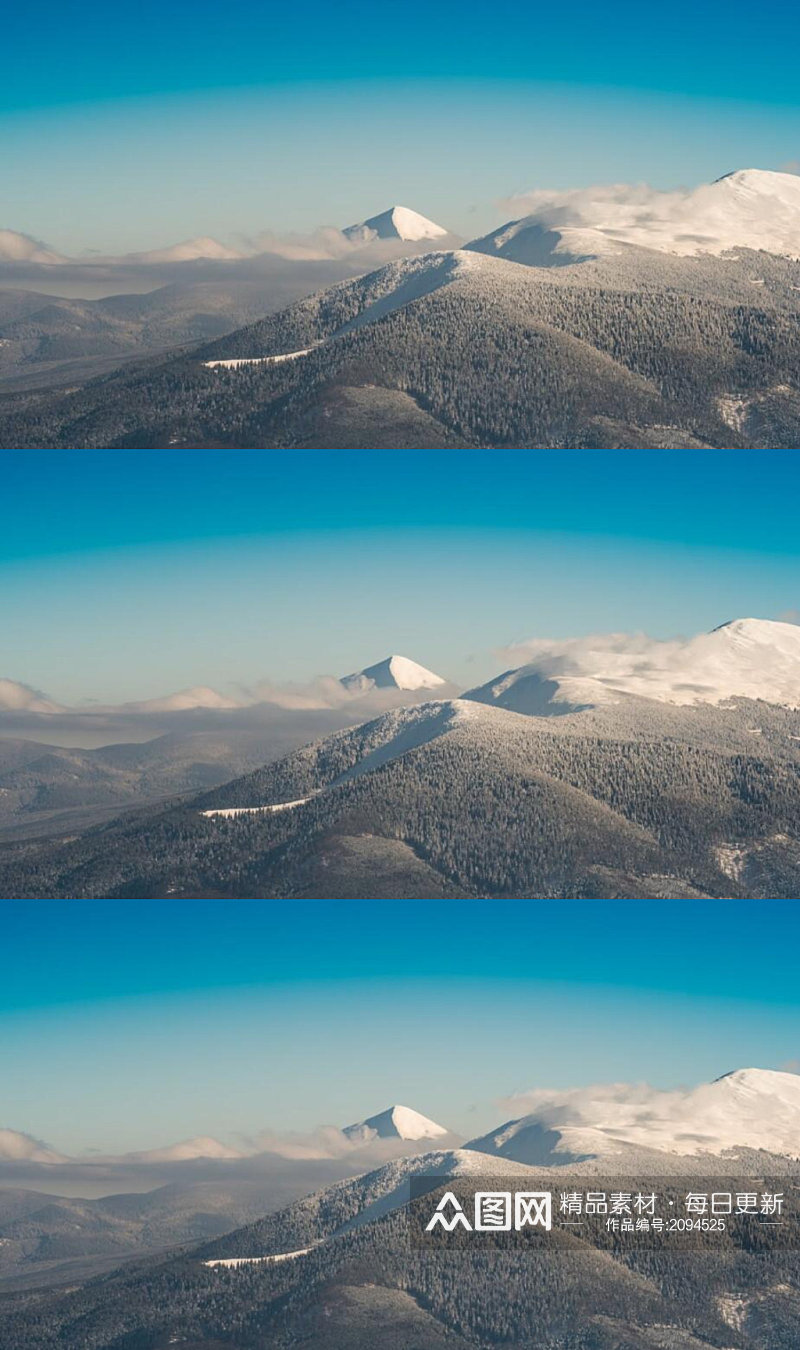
[6,169,800,270]
[0,653,450,719]
[2,169,799,445]
[0,205,454,268]
[0,654,453,842]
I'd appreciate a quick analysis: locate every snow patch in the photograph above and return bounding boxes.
[204,349,312,369]
[205,1247,311,1268]
[717,395,749,432]
[715,844,747,882]
[201,798,310,818]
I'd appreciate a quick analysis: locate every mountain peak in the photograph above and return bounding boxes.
[465,1067,800,1164]
[130,236,244,264]
[714,167,800,191]
[340,654,447,694]
[343,206,449,244]
[123,1135,244,1163]
[121,686,242,713]
[467,166,800,264]
[342,1104,450,1143]
[465,616,800,714]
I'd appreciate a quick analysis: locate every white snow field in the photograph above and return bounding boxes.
[205,1248,312,1268]
[340,653,447,694]
[467,1068,800,1163]
[466,618,800,713]
[343,205,449,244]
[204,348,313,369]
[469,168,800,264]
[343,1104,451,1144]
[201,798,311,818]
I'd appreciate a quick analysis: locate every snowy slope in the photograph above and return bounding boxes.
[465,618,800,713]
[467,168,800,264]
[343,1105,450,1144]
[467,1068,800,1163]
[341,654,447,694]
[343,206,449,244]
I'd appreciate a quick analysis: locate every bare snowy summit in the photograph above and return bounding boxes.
[467,167,800,264]
[467,1067,800,1164]
[340,654,447,694]
[343,206,450,244]
[465,617,800,713]
[343,1104,450,1144]
[120,1135,245,1163]
[121,236,245,264]
[118,685,242,713]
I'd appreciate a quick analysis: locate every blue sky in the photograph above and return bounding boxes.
[2,899,799,1151]
[3,450,800,703]
[4,0,800,250]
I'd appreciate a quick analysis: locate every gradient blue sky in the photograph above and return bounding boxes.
[3,450,800,704]
[3,900,799,1152]
[4,0,800,250]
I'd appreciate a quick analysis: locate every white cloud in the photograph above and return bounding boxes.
[499,1068,800,1157]
[493,617,800,708]
[496,168,800,259]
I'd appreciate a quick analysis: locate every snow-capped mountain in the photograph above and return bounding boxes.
[467,168,800,265]
[465,618,800,714]
[467,1068,800,1164]
[0,229,66,265]
[120,1135,244,1163]
[118,686,242,713]
[343,1105,450,1144]
[121,236,244,264]
[340,654,447,694]
[343,206,449,245]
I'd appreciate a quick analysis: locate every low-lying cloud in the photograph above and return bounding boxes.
[499,168,800,258]
[497,616,800,707]
[501,1068,800,1158]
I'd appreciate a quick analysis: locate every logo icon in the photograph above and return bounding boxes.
[425,1189,552,1233]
